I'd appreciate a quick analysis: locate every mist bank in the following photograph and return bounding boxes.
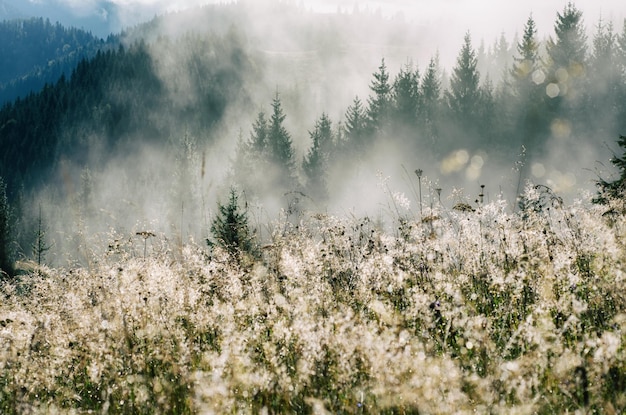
[0,3,624,266]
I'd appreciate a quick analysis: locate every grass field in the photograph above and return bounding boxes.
[1,185,626,414]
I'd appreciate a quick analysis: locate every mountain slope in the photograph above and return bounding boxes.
[0,28,257,199]
[0,0,124,37]
[0,17,116,105]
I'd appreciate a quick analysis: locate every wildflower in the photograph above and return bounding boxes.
[392,192,411,210]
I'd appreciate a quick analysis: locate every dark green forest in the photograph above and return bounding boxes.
[0,17,115,105]
[1,3,626,270]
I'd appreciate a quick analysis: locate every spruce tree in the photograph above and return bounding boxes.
[343,95,367,152]
[588,18,621,127]
[446,32,481,125]
[617,20,626,133]
[366,58,392,134]
[420,55,442,143]
[0,177,13,277]
[209,188,255,258]
[512,15,540,84]
[478,76,497,143]
[303,113,334,201]
[511,14,546,156]
[544,2,587,112]
[595,135,626,205]
[547,3,587,72]
[392,62,420,128]
[32,204,52,267]
[250,111,268,153]
[267,94,297,189]
[541,3,588,138]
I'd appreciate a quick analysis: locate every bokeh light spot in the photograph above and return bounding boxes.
[551,118,571,139]
[532,69,545,85]
[555,67,569,83]
[440,149,470,174]
[546,83,560,98]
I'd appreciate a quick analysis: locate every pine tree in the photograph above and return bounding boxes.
[617,20,626,133]
[511,15,546,156]
[0,177,13,277]
[32,204,52,267]
[546,3,587,72]
[542,3,588,136]
[208,187,255,258]
[420,55,442,142]
[588,18,620,124]
[250,111,268,153]
[303,113,334,201]
[512,15,540,85]
[478,76,497,143]
[366,58,392,134]
[492,32,512,83]
[267,94,297,189]
[343,95,367,150]
[446,32,481,125]
[619,19,626,71]
[231,113,268,194]
[594,135,626,205]
[392,62,420,128]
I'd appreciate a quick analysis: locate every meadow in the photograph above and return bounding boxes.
[1,183,626,414]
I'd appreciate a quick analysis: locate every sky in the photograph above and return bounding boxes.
[14,0,626,40]
[9,0,622,67]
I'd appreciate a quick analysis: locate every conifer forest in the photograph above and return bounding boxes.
[2,1,626,413]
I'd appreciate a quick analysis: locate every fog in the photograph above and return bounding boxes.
[27,0,626,66]
[10,1,626,266]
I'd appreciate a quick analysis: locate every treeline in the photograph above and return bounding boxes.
[0,17,114,104]
[232,4,626,204]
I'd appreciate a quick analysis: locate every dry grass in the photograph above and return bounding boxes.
[1,186,626,414]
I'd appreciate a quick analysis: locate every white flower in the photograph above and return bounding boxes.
[392,192,411,210]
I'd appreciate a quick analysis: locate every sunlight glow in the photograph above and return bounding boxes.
[546,83,560,98]
[532,69,546,85]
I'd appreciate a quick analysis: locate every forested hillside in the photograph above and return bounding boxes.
[0,27,256,197]
[0,17,113,105]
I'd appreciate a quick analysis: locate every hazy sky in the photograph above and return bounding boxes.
[44,0,625,65]
[52,0,626,35]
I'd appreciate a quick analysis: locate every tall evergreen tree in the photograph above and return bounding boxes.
[420,55,442,143]
[546,2,587,72]
[446,32,481,126]
[250,111,268,153]
[545,2,587,113]
[478,76,497,144]
[366,58,393,135]
[619,18,626,71]
[617,20,626,133]
[232,113,268,194]
[392,62,420,129]
[512,15,540,85]
[511,14,546,156]
[343,95,368,153]
[587,18,621,132]
[0,177,13,277]
[303,113,334,201]
[267,94,297,190]
[594,135,626,206]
